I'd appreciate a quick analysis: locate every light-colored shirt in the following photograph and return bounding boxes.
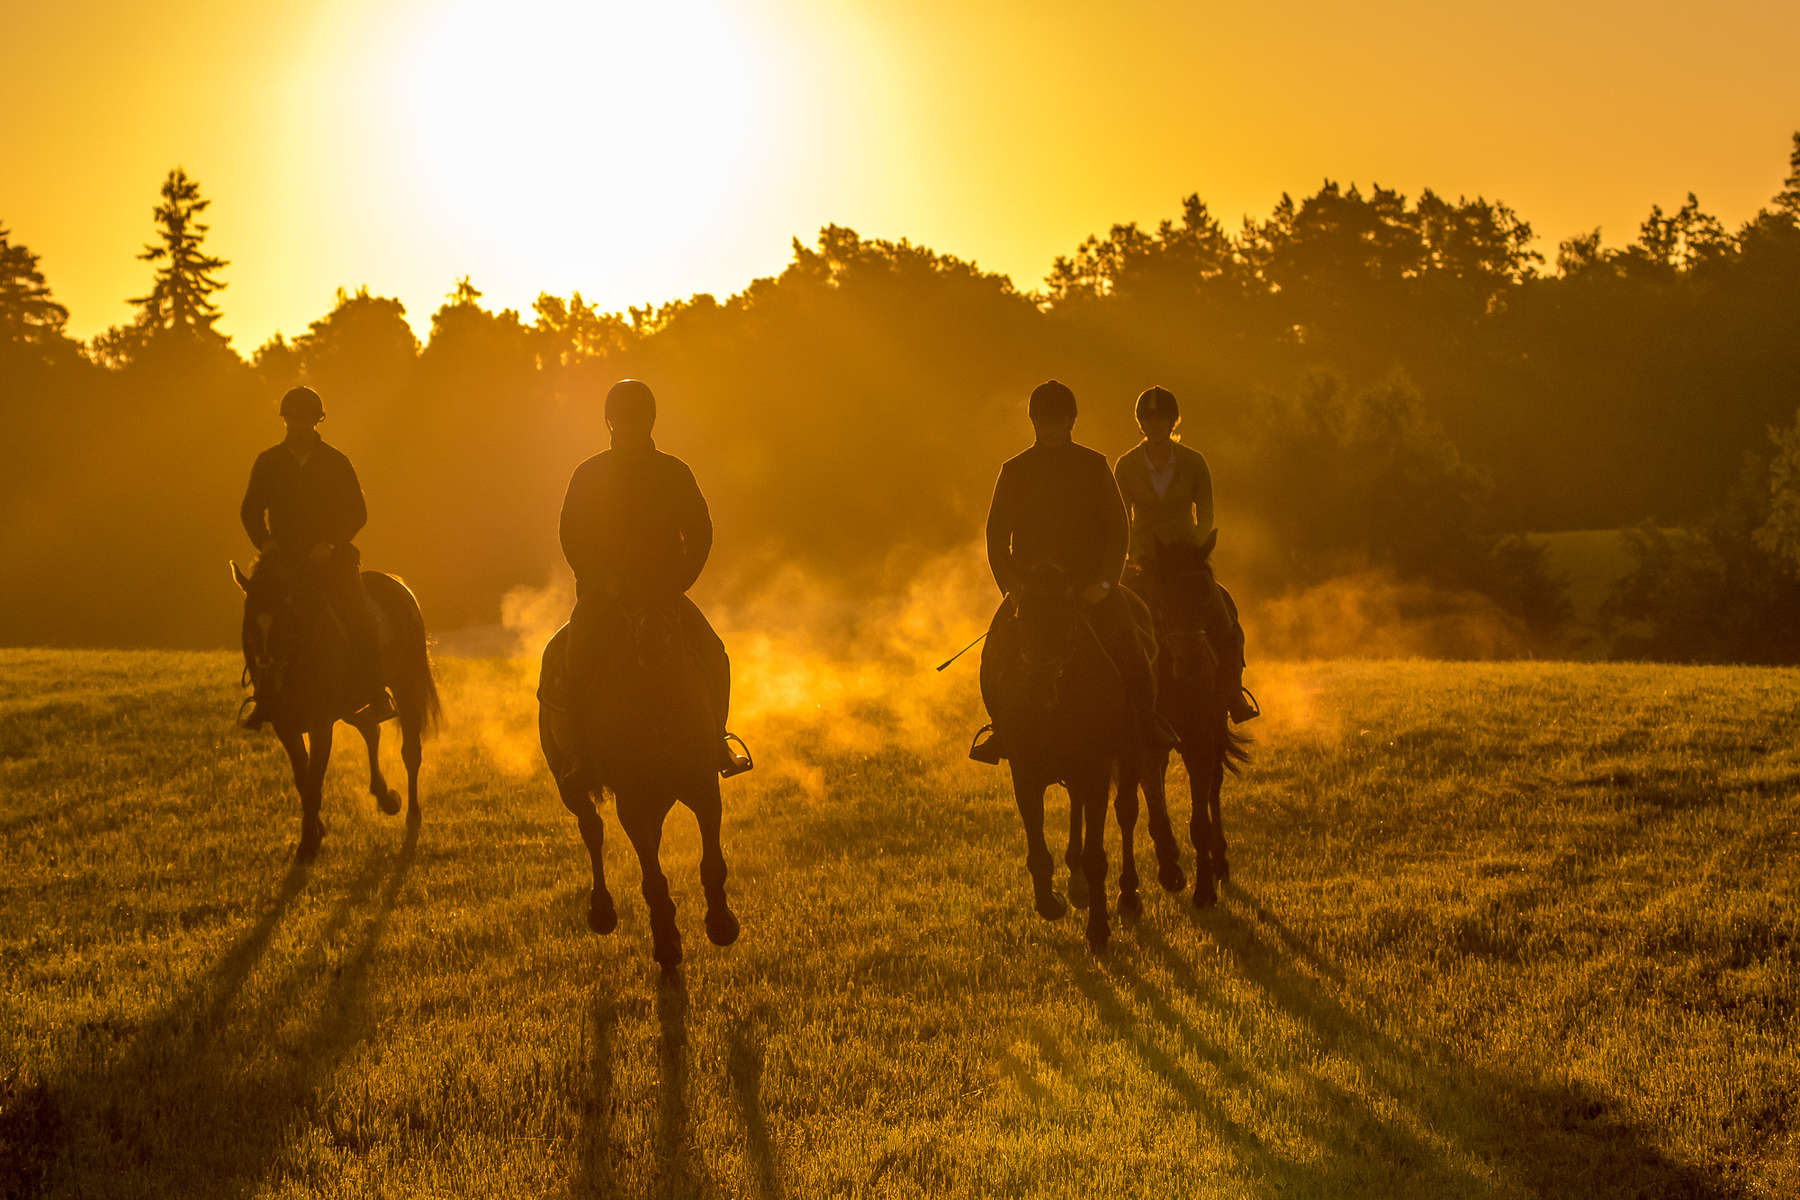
[1113,439,1214,566]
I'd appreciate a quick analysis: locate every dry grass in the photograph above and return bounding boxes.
[2,649,1796,1198]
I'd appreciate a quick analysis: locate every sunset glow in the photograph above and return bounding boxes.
[4,0,1798,346]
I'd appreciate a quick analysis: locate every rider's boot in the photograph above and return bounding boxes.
[239,697,272,730]
[969,723,1005,765]
[720,732,754,778]
[353,686,396,724]
[1224,642,1259,724]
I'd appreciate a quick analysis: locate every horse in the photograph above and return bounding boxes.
[980,564,1152,951]
[538,599,741,971]
[1117,534,1249,907]
[231,557,441,861]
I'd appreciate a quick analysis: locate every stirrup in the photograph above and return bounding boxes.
[237,696,269,731]
[1230,686,1261,724]
[720,732,754,778]
[969,723,1005,765]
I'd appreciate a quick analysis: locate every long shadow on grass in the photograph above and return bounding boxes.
[570,997,621,1198]
[1120,885,1740,1199]
[727,1018,783,1200]
[42,828,417,1199]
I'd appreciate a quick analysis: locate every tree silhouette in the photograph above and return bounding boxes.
[131,168,229,340]
[0,224,71,349]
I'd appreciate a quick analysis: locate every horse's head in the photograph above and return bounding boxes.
[1147,533,1219,683]
[1009,564,1084,700]
[232,556,302,694]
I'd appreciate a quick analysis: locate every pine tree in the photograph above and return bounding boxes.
[0,223,71,346]
[131,168,228,338]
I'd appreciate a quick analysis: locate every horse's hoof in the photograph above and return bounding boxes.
[705,907,740,947]
[1194,883,1218,909]
[588,892,617,935]
[1120,890,1142,919]
[296,822,323,862]
[1066,871,1090,909]
[1157,858,1186,893]
[1033,890,1066,921]
[652,931,684,969]
[377,788,402,816]
[1087,919,1110,953]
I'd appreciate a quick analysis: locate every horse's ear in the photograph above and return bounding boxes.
[230,561,251,593]
[1199,529,1218,560]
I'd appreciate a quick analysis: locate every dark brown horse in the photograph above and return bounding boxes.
[1118,535,1249,907]
[538,600,740,971]
[980,565,1151,951]
[232,559,440,860]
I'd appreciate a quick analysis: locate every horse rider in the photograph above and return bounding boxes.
[558,378,750,776]
[970,379,1174,764]
[1114,385,1257,723]
[238,385,392,728]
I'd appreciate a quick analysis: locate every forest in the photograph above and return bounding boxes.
[4,138,1799,659]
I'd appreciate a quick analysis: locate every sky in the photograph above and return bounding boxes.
[4,0,1797,349]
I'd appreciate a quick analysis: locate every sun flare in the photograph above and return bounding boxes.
[390,0,765,295]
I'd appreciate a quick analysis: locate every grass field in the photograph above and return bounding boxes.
[2,648,1797,1198]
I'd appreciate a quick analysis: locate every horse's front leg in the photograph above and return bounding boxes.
[354,715,402,816]
[618,793,681,971]
[1009,762,1064,920]
[560,780,615,934]
[1142,741,1186,893]
[1182,732,1220,908]
[276,723,312,861]
[1207,730,1230,885]
[297,722,333,861]
[685,773,739,948]
[1114,755,1142,920]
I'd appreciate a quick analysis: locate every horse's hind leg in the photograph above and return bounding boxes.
[354,716,402,817]
[557,778,615,934]
[687,774,739,948]
[399,710,423,822]
[1208,730,1230,884]
[1064,784,1089,910]
[1010,763,1064,921]
[1114,762,1142,920]
[1073,767,1111,952]
[619,795,681,970]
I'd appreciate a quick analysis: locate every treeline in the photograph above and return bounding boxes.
[3,139,1799,658]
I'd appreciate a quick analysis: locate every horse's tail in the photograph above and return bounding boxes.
[1222,724,1251,775]
[365,571,443,738]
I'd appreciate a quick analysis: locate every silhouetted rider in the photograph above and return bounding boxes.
[971,379,1171,763]
[238,385,392,728]
[1115,386,1257,723]
[559,379,749,775]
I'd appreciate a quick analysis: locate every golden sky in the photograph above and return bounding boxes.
[5,0,1797,348]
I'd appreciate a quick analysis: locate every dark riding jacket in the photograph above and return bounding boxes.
[559,439,713,601]
[240,436,367,553]
[985,440,1129,597]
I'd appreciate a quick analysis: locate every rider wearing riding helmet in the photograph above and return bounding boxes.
[1113,385,1257,723]
[238,385,392,728]
[970,379,1175,764]
[557,379,750,776]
